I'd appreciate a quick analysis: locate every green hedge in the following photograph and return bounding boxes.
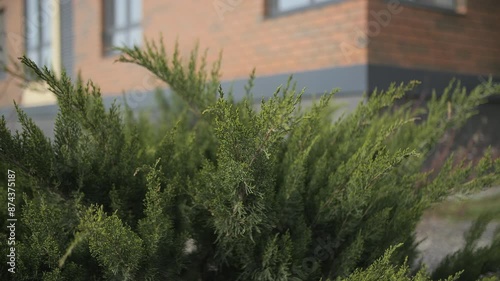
[1,39,499,280]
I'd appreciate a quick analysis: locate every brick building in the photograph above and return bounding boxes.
[0,0,499,143]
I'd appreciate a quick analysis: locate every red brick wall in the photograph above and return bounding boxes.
[2,0,500,108]
[368,0,500,76]
[0,0,24,108]
[73,0,368,96]
[1,0,368,107]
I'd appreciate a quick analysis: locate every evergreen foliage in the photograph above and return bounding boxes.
[1,39,500,280]
[336,244,462,281]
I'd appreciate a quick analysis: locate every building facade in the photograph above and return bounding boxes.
[0,0,499,144]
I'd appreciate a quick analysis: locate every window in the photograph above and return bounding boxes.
[23,0,62,107]
[103,0,142,54]
[401,0,465,12]
[25,0,52,68]
[0,9,5,79]
[267,0,340,16]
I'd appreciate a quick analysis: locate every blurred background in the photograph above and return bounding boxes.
[0,0,500,271]
[0,0,498,145]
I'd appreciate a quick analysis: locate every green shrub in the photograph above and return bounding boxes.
[337,244,462,281]
[1,39,500,280]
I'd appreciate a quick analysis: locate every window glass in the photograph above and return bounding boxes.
[112,31,127,47]
[129,26,142,47]
[273,0,338,14]
[130,0,142,24]
[432,0,455,9]
[41,0,51,45]
[23,0,59,80]
[41,44,51,67]
[27,49,38,65]
[25,0,52,67]
[114,0,127,29]
[25,0,39,48]
[277,0,310,12]
[104,0,142,52]
[404,0,456,9]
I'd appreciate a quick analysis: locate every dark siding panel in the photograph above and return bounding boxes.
[368,64,500,101]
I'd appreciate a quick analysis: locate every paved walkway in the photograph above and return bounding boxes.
[415,186,500,272]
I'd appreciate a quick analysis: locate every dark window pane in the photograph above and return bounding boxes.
[103,0,142,51]
[104,0,114,30]
[60,0,74,78]
[404,0,456,9]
